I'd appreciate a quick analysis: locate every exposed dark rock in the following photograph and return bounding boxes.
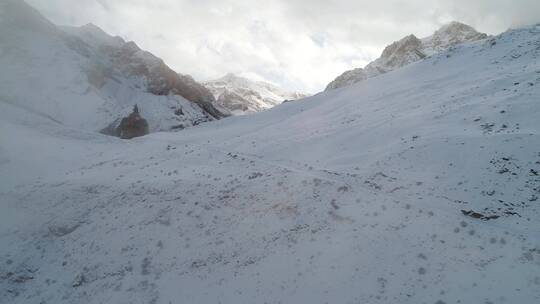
[99,118,122,137]
[72,273,86,287]
[101,105,149,139]
[174,107,184,116]
[170,124,184,130]
[116,105,149,139]
[461,209,500,220]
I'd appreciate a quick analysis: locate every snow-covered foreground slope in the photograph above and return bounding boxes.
[0,0,223,135]
[2,22,540,304]
[204,73,308,115]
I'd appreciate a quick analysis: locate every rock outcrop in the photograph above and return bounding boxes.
[101,105,149,139]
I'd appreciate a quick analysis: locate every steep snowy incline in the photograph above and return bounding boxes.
[1,20,540,304]
[326,21,488,91]
[204,73,308,115]
[0,0,224,135]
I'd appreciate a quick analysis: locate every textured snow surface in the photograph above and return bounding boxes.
[2,9,540,304]
[326,22,488,91]
[204,73,308,115]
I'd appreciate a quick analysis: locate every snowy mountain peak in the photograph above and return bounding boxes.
[380,34,422,59]
[326,21,488,91]
[434,21,480,36]
[422,21,488,55]
[204,73,308,115]
[377,34,425,70]
[80,22,103,33]
[80,22,121,40]
[215,73,262,88]
[221,73,244,81]
[65,23,126,48]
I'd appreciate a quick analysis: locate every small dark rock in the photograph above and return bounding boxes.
[72,273,86,287]
[461,209,483,219]
[174,107,184,116]
[461,210,500,221]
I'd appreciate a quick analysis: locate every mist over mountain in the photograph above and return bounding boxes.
[0,0,225,137]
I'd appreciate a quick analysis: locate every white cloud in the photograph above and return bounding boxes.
[26,0,540,93]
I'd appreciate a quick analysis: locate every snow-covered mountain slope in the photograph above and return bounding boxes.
[204,73,308,115]
[0,0,224,135]
[326,21,488,91]
[2,15,540,304]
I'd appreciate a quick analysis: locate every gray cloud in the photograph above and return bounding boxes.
[26,0,540,92]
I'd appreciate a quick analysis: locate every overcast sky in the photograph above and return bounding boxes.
[27,0,540,93]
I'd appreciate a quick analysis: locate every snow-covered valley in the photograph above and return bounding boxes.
[2,2,540,304]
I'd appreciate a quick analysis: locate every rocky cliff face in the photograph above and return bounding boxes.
[326,22,488,91]
[375,34,426,72]
[0,0,227,134]
[64,24,226,121]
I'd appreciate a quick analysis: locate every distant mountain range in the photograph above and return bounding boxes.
[204,73,308,115]
[326,21,489,91]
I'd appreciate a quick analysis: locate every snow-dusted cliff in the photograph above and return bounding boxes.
[0,0,225,135]
[326,22,488,91]
[204,73,307,115]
